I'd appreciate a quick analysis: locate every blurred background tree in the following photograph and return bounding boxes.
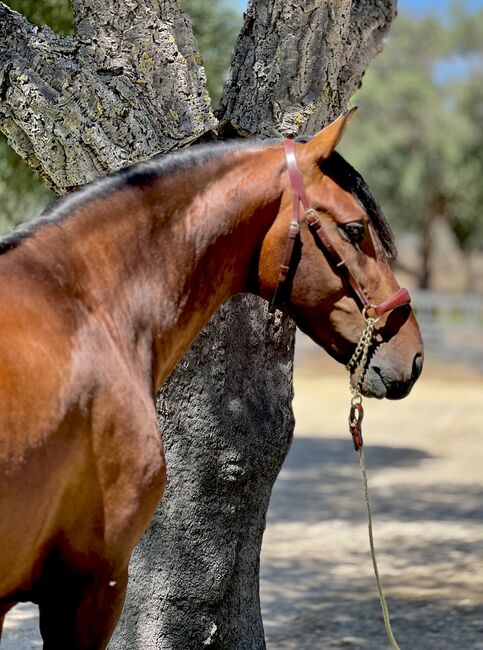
[0,0,241,230]
[340,4,483,289]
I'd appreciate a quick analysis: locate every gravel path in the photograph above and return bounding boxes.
[3,355,483,648]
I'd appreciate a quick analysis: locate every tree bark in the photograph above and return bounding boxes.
[0,0,396,647]
[0,0,216,192]
[218,0,396,138]
[111,299,295,649]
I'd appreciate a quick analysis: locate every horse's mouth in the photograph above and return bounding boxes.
[348,347,423,400]
[357,364,418,400]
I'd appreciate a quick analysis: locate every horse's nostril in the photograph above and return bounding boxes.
[412,353,424,381]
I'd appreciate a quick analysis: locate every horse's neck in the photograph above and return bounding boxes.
[41,145,284,391]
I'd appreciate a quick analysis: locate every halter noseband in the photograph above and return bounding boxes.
[270,139,411,320]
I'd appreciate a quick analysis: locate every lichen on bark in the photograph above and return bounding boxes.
[0,1,216,193]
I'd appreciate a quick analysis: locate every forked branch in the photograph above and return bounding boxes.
[218,0,396,136]
[0,0,215,193]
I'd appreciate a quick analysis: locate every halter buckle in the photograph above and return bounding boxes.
[303,208,319,226]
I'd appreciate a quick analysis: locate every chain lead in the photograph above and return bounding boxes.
[346,309,380,401]
[346,308,403,649]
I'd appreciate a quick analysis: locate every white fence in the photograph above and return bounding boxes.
[295,290,483,373]
[411,290,483,371]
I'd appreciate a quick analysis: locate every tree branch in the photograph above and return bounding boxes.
[218,0,396,136]
[0,3,38,55]
[0,0,216,194]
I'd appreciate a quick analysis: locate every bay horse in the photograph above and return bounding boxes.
[0,111,423,648]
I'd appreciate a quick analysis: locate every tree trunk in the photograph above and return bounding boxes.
[0,0,396,647]
[419,195,446,289]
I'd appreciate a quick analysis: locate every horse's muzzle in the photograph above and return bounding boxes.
[360,352,424,400]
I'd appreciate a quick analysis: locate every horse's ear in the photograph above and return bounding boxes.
[303,107,357,163]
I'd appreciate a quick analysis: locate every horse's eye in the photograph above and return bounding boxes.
[339,222,365,244]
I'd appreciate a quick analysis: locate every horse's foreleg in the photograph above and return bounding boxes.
[38,567,128,650]
[37,406,166,649]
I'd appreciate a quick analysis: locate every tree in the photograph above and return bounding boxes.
[446,4,483,275]
[0,0,74,229]
[0,0,397,646]
[0,0,239,230]
[340,6,483,289]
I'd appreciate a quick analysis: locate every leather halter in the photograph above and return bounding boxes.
[270,139,411,318]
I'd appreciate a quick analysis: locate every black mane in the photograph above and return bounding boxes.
[322,151,397,258]
[0,138,396,258]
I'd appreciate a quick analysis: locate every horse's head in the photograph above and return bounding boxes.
[258,110,423,400]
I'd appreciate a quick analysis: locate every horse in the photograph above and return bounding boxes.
[0,110,423,648]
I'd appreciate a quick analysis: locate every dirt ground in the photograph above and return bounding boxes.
[3,349,483,649]
[261,350,483,649]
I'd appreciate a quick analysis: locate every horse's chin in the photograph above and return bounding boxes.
[359,370,388,399]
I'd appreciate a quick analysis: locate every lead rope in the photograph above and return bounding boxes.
[345,310,402,650]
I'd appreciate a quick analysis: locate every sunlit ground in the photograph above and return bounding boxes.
[261,336,483,649]
[2,603,41,649]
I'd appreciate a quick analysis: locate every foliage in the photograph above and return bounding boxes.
[0,144,52,230]
[2,0,74,34]
[3,0,74,34]
[446,8,483,252]
[180,0,241,104]
[340,6,483,280]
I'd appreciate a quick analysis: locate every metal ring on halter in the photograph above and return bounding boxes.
[302,208,319,223]
[362,304,381,324]
[351,393,363,407]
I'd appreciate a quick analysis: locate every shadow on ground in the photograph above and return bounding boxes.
[267,436,483,525]
[261,435,483,649]
[264,596,483,649]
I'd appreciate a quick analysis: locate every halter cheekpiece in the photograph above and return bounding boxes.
[270,138,411,320]
[271,138,412,451]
